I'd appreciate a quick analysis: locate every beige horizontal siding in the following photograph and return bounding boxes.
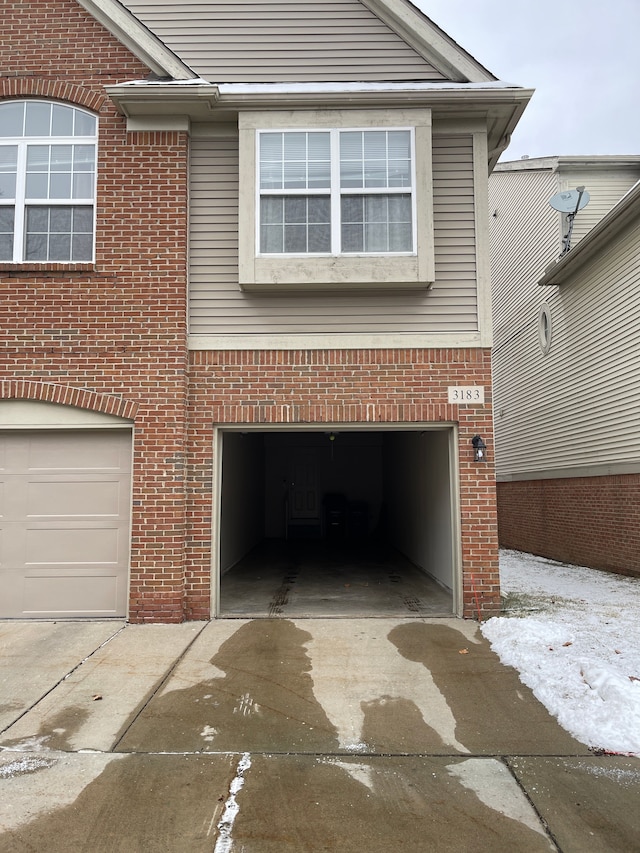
[558,170,640,244]
[124,0,444,82]
[188,131,478,336]
[493,217,640,479]
[489,168,560,346]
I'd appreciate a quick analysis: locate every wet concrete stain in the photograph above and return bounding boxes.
[2,705,90,752]
[388,622,588,754]
[118,620,340,754]
[229,755,556,853]
[359,695,454,754]
[0,754,239,853]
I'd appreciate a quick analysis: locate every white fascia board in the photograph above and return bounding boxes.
[76,0,196,79]
[539,180,640,286]
[360,0,496,83]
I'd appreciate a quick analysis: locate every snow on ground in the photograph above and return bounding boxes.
[481,550,640,757]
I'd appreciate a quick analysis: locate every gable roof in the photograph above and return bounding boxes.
[78,0,496,84]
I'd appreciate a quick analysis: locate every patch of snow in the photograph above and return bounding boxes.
[481,550,640,756]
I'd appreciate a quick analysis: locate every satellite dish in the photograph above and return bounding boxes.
[549,187,590,213]
[548,186,590,257]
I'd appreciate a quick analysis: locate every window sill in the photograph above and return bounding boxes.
[0,262,96,274]
[240,254,433,291]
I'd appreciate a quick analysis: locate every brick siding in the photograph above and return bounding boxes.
[497,475,640,577]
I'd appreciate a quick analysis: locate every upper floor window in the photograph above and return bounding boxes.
[258,129,414,255]
[0,101,97,263]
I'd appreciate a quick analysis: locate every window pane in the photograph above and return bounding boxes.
[307,224,330,252]
[0,234,13,260]
[27,146,49,171]
[72,233,93,261]
[341,193,412,253]
[341,223,363,253]
[25,205,93,262]
[73,206,94,233]
[50,207,72,232]
[25,102,52,136]
[308,132,330,160]
[389,222,412,252]
[0,102,25,137]
[260,196,284,225]
[25,173,48,199]
[260,223,283,253]
[283,160,307,190]
[284,197,307,224]
[283,224,307,253]
[363,131,386,159]
[49,233,71,260]
[0,146,17,199]
[50,173,72,199]
[50,145,73,171]
[51,104,74,136]
[283,132,307,161]
[72,172,94,199]
[363,160,387,188]
[260,132,282,161]
[26,207,49,231]
[260,163,283,190]
[308,196,330,223]
[0,208,14,260]
[73,110,96,137]
[25,234,47,261]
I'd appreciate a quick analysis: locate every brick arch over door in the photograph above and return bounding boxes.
[0,380,138,421]
[0,78,106,113]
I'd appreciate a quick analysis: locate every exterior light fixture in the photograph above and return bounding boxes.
[471,435,487,462]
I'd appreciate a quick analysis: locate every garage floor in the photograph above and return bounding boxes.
[219,540,454,617]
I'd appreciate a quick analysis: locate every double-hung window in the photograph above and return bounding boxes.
[259,129,414,255]
[239,108,434,290]
[0,100,97,263]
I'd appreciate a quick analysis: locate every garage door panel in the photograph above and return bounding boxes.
[26,432,126,472]
[25,526,124,566]
[0,429,131,618]
[23,573,122,615]
[26,479,123,518]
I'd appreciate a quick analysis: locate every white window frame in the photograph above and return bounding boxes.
[239,108,434,291]
[0,100,97,264]
[256,127,417,257]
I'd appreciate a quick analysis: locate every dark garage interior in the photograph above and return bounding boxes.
[217,429,458,617]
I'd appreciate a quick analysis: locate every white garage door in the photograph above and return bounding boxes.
[0,429,131,618]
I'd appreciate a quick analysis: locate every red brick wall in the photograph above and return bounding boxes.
[497,475,640,577]
[186,348,500,620]
[1,0,190,622]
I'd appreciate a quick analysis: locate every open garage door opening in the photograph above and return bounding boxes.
[216,427,460,618]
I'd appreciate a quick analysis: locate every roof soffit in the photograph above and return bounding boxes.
[75,0,196,79]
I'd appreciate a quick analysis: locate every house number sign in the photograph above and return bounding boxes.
[447,386,485,404]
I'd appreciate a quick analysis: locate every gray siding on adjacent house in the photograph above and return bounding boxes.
[188,130,478,336]
[493,215,640,479]
[124,0,444,82]
[489,167,559,346]
[557,169,640,245]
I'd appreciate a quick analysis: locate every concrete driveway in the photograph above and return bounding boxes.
[0,618,638,851]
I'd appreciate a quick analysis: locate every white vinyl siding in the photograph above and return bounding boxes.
[123,0,445,83]
[189,129,478,336]
[493,216,640,480]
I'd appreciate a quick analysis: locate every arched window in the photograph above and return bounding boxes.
[0,101,97,262]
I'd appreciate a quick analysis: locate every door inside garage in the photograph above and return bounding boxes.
[216,428,459,617]
[0,428,131,618]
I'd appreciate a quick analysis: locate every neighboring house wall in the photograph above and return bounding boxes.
[0,0,191,621]
[491,158,640,576]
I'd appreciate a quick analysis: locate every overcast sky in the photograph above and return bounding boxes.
[417,0,640,162]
